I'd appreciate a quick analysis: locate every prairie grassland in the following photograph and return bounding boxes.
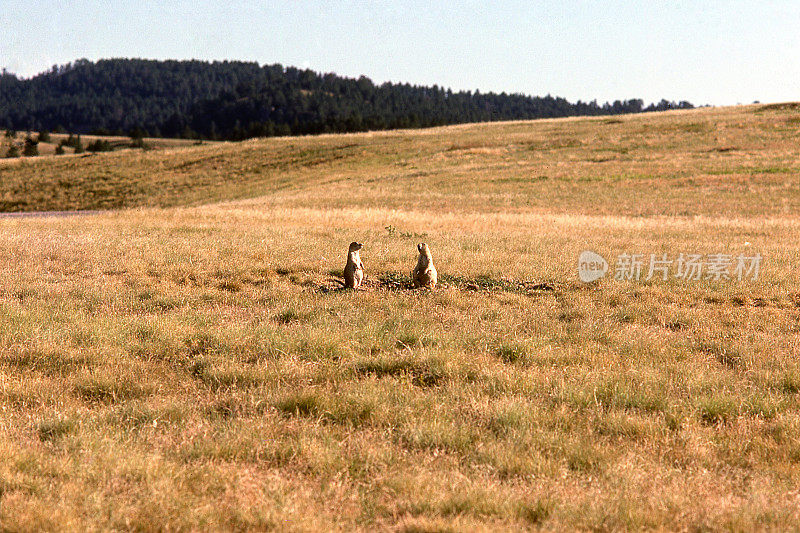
[1,105,800,531]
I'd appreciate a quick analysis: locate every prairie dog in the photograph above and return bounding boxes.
[343,241,364,289]
[412,243,437,288]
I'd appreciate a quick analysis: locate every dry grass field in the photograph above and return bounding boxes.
[1,104,799,531]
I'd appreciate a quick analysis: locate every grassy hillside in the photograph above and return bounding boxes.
[1,105,799,531]
[0,104,799,215]
[1,131,206,156]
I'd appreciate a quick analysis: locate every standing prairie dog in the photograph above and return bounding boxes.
[343,241,364,289]
[412,243,437,288]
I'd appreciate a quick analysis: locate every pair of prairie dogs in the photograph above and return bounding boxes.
[344,242,437,289]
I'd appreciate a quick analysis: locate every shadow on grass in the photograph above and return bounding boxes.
[313,271,563,295]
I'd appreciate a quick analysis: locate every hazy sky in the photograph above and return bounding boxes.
[2,1,799,106]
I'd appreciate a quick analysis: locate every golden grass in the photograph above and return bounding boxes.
[1,105,800,530]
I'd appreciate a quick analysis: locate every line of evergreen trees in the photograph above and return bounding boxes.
[0,58,694,141]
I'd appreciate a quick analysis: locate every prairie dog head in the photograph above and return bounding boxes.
[416,243,433,265]
[348,241,363,256]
